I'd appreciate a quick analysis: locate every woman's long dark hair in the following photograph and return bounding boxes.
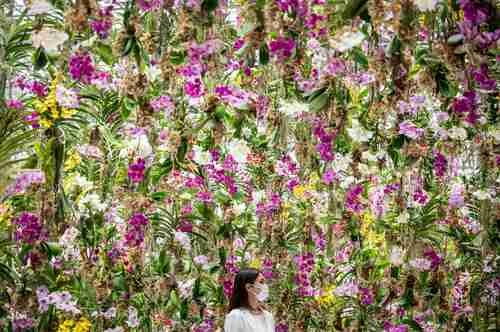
[229,268,260,311]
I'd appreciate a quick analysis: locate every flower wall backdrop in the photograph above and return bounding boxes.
[0,0,499,331]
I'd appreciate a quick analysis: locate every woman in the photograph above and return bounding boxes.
[224,268,275,332]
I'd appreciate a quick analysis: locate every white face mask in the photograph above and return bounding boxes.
[253,283,269,302]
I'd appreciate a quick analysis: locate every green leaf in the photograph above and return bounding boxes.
[342,0,369,20]
[217,223,233,238]
[433,64,457,98]
[156,249,170,275]
[151,192,167,201]
[180,299,189,320]
[176,136,189,163]
[202,0,219,12]
[309,90,329,112]
[121,37,134,57]
[192,278,202,300]
[95,41,114,65]
[218,247,227,266]
[197,203,214,221]
[256,0,266,9]
[33,47,48,70]
[170,50,186,65]
[259,43,269,65]
[214,105,230,122]
[113,274,127,291]
[351,47,368,69]
[0,263,15,285]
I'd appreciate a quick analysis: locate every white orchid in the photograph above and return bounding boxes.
[28,0,53,15]
[227,139,250,164]
[32,27,68,52]
[279,99,310,117]
[389,246,405,266]
[414,0,439,12]
[332,31,365,52]
[347,119,374,143]
[192,145,211,165]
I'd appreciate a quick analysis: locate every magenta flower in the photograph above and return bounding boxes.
[287,178,299,191]
[6,99,23,110]
[323,58,346,77]
[472,63,496,90]
[223,154,239,173]
[459,0,490,24]
[107,247,123,264]
[275,0,307,16]
[184,78,204,98]
[452,90,477,115]
[177,220,193,233]
[413,189,429,205]
[384,183,400,194]
[359,287,374,305]
[269,37,296,61]
[5,170,45,197]
[150,95,175,114]
[68,52,96,83]
[136,0,164,12]
[128,158,146,183]
[90,5,113,39]
[312,228,326,251]
[345,184,364,213]
[234,38,245,51]
[125,213,149,247]
[433,150,447,177]
[423,247,443,271]
[23,112,40,129]
[255,192,281,218]
[293,252,316,297]
[304,13,326,30]
[209,149,220,161]
[13,317,34,331]
[29,81,48,97]
[225,255,240,274]
[262,258,273,279]
[313,123,335,161]
[399,121,424,139]
[196,191,213,204]
[322,169,336,185]
[13,212,47,245]
[223,277,234,298]
[276,323,289,332]
[384,322,409,332]
[185,175,204,189]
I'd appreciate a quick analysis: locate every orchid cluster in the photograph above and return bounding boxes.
[0,0,498,331]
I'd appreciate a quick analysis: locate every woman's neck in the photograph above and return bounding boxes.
[247,302,263,313]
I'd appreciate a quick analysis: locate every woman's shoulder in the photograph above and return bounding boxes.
[227,308,273,318]
[226,308,246,318]
[262,309,274,320]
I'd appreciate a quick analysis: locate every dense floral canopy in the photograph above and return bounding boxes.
[0,0,499,331]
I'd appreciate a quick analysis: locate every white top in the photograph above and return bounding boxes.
[224,308,275,332]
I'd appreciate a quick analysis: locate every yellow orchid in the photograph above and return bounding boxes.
[61,107,76,118]
[249,258,262,269]
[74,318,91,332]
[40,118,53,128]
[33,75,75,127]
[317,284,336,305]
[64,150,82,172]
[57,319,75,332]
[0,203,12,226]
[293,185,306,199]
